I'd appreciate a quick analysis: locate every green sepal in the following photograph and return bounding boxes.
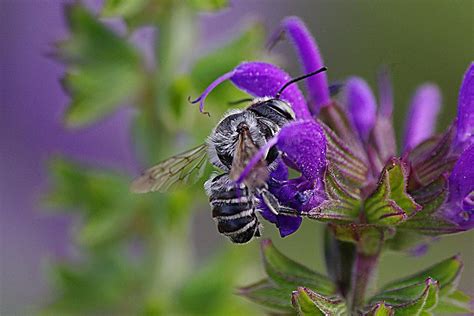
[318,118,368,186]
[58,4,144,127]
[309,164,361,222]
[291,287,347,316]
[397,215,463,235]
[261,240,336,296]
[365,158,421,225]
[238,279,294,312]
[329,224,395,255]
[407,129,455,190]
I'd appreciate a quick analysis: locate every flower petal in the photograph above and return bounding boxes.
[403,84,442,152]
[230,62,311,119]
[277,120,327,182]
[259,201,303,237]
[443,144,474,229]
[454,62,474,152]
[278,17,330,113]
[190,62,311,119]
[345,77,377,142]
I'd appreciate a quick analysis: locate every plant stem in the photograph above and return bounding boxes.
[348,248,380,313]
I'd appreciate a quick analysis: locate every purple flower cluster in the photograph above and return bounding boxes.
[193,17,473,236]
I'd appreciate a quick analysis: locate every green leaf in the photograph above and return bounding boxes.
[371,278,439,310]
[365,158,420,225]
[186,0,228,11]
[238,279,294,312]
[261,240,336,296]
[44,251,145,315]
[177,249,254,315]
[381,255,463,296]
[58,4,143,127]
[45,158,137,247]
[292,287,347,316]
[389,278,439,315]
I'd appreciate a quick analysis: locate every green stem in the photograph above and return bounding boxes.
[348,248,380,313]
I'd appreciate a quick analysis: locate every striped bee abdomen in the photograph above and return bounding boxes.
[206,174,261,244]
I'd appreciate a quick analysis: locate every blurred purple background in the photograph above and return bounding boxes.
[1,1,138,311]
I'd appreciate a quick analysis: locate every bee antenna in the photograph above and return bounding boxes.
[275,66,328,99]
[227,98,254,106]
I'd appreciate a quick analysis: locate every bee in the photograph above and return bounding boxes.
[131,67,327,243]
[131,97,294,243]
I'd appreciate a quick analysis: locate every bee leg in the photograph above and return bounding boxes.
[259,188,280,216]
[277,206,306,217]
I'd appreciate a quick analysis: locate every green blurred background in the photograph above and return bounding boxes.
[1,0,472,315]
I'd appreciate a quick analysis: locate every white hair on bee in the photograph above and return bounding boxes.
[204,172,246,196]
[206,109,267,171]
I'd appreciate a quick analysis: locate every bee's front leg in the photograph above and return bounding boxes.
[258,188,301,217]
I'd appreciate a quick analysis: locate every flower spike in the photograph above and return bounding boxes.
[403,84,442,152]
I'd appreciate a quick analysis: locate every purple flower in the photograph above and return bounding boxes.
[403,84,442,152]
[192,16,474,238]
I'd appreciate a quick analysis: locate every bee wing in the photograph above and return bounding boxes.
[131,144,208,193]
[229,131,269,189]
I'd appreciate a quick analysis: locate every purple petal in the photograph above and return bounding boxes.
[189,70,236,114]
[345,77,377,142]
[454,63,474,152]
[259,200,303,237]
[403,84,442,152]
[230,62,311,119]
[279,17,330,113]
[277,215,303,237]
[190,62,311,119]
[277,120,327,182]
[443,144,474,229]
